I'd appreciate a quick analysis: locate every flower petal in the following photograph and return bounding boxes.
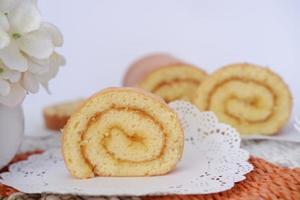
[0,83,25,107]
[2,68,21,82]
[28,57,50,74]
[0,0,21,13]
[54,52,66,66]
[0,78,11,96]
[22,71,39,93]
[40,81,50,94]
[8,0,41,33]
[40,22,63,47]
[36,58,59,83]
[0,41,28,71]
[0,13,9,31]
[0,29,10,49]
[59,54,66,66]
[37,52,64,81]
[30,55,51,66]
[36,53,64,94]
[18,28,54,59]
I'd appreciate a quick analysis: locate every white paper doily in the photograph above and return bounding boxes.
[0,101,252,196]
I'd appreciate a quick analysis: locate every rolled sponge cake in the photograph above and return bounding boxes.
[123,54,207,102]
[193,63,292,135]
[62,87,184,178]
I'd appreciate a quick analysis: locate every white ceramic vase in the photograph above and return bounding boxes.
[0,104,24,169]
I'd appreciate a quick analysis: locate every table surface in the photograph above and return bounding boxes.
[1,132,298,200]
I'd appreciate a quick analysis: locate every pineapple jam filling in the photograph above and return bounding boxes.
[152,79,200,102]
[81,108,166,167]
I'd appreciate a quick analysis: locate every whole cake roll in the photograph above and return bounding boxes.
[193,63,292,135]
[123,53,207,102]
[62,87,184,178]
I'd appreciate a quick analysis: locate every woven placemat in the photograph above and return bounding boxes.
[1,151,300,200]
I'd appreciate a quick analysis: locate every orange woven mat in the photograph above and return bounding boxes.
[1,151,300,200]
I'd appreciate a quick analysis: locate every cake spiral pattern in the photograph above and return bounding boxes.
[123,54,207,102]
[62,88,184,178]
[193,63,292,135]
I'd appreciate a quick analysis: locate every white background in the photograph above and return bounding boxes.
[24,0,300,135]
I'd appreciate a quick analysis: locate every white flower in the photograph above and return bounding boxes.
[0,64,21,96]
[0,0,64,107]
[23,52,65,93]
[0,61,25,106]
